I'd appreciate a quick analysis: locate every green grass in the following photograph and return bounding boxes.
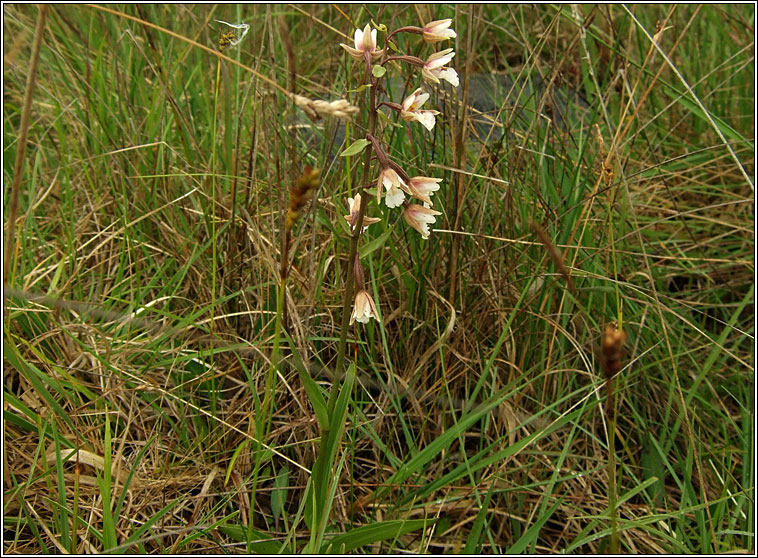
[4,4,754,554]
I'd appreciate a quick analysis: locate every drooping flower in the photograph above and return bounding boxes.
[340,24,384,62]
[422,48,459,87]
[379,168,408,208]
[344,193,381,231]
[421,19,457,43]
[400,88,440,132]
[407,176,442,206]
[403,203,442,239]
[350,289,379,324]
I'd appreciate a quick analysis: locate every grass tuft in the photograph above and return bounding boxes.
[3,4,753,553]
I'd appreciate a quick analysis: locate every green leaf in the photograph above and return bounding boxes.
[359,227,393,258]
[349,83,372,94]
[321,519,431,553]
[169,512,240,552]
[115,499,182,553]
[327,362,355,452]
[316,453,346,551]
[113,435,157,535]
[4,340,76,432]
[225,439,250,487]
[377,109,404,128]
[101,412,116,551]
[507,498,563,554]
[284,331,329,430]
[378,385,514,501]
[313,363,356,542]
[641,434,666,507]
[372,64,386,78]
[218,524,278,549]
[662,84,747,144]
[271,465,290,520]
[340,138,370,157]
[463,484,495,553]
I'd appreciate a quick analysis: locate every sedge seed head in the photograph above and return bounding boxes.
[286,166,321,230]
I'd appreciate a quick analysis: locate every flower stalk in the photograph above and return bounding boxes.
[332,79,378,406]
[309,18,456,544]
[601,325,627,555]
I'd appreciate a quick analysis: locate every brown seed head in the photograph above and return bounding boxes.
[600,325,627,380]
[286,166,320,230]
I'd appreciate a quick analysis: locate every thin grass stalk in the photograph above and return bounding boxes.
[4,4,48,307]
[446,4,475,305]
[601,325,627,554]
[607,394,619,554]
[261,230,289,443]
[134,5,198,159]
[282,18,297,332]
[209,54,221,415]
[246,17,283,542]
[71,454,80,554]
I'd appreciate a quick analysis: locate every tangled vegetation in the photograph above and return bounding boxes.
[3,4,753,553]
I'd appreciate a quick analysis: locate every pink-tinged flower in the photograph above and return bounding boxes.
[407,176,442,205]
[344,193,381,230]
[379,168,408,208]
[400,88,440,132]
[340,24,384,62]
[350,289,379,324]
[403,204,442,239]
[422,19,457,43]
[422,48,459,87]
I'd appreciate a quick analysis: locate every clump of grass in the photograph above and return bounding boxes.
[3,4,753,554]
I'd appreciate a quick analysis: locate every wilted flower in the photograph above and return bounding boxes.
[344,193,381,231]
[379,168,408,208]
[407,176,442,205]
[400,88,440,132]
[422,48,459,87]
[421,19,457,43]
[350,289,379,324]
[403,204,442,239]
[340,24,384,62]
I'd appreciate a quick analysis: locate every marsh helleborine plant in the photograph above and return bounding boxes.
[338,18,459,326]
